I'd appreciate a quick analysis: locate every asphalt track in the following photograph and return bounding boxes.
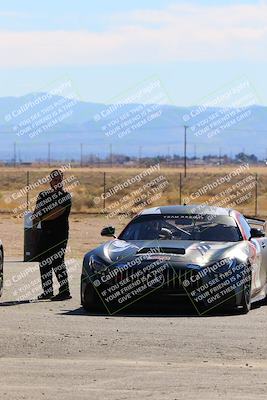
[1,259,267,400]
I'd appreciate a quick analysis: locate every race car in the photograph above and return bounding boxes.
[81,205,267,315]
[0,240,4,297]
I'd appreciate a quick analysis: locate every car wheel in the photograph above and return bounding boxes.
[0,248,3,297]
[82,283,103,312]
[238,279,251,314]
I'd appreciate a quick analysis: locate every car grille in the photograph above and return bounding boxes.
[113,266,199,292]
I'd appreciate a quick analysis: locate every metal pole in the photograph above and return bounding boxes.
[26,171,30,211]
[219,147,222,166]
[179,172,182,205]
[13,142,17,167]
[139,146,142,168]
[184,126,188,178]
[103,172,106,211]
[255,173,258,216]
[48,143,51,167]
[110,144,113,168]
[80,143,83,168]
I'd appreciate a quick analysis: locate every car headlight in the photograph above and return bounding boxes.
[186,264,201,270]
[212,258,237,275]
[89,255,108,273]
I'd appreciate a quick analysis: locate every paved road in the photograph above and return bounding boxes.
[1,259,267,400]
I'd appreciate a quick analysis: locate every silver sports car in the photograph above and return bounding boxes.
[81,205,267,315]
[0,240,3,297]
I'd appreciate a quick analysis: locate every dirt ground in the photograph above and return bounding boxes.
[1,214,267,399]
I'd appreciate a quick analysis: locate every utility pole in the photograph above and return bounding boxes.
[179,172,182,205]
[139,146,142,167]
[80,143,83,168]
[184,126,188,178]
[110,144,113,168]
[48,143,51,167]
[193,144,197,167]
[26,171,30,211]
[255,173,258,216]
[13,142,16,167]
[18,149,21,164]
[103,172,106,210]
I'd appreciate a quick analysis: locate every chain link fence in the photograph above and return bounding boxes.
[0,167,266,220]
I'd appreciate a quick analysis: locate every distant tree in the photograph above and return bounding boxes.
[235,152,258,164]
[173,154,182,160]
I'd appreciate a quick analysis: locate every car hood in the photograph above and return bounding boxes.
[88,239,248,267]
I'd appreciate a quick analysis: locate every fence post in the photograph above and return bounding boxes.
[255,173,258,216]
[13,142,17,167]
[179,172,182,205]
[48,143,51,167]
[80,143,83,168]
[26,171,30,211]
[103,172,106,211]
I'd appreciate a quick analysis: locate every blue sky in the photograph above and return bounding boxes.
[0,0,267,106]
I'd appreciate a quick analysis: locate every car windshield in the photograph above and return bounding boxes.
[119,214,242,242]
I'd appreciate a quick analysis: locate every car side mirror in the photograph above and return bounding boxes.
[250,227,265,239]
[101,226,116,238]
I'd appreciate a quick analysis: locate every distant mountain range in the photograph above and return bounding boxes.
[0,93,266,161]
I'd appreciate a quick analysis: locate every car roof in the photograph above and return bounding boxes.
[139,205,232,216]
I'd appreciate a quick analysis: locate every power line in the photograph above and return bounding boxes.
[1,127,267,135]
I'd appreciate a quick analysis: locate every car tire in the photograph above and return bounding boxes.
[0,248,4,297]
[238,279,252,314]
[82,283,103,312]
